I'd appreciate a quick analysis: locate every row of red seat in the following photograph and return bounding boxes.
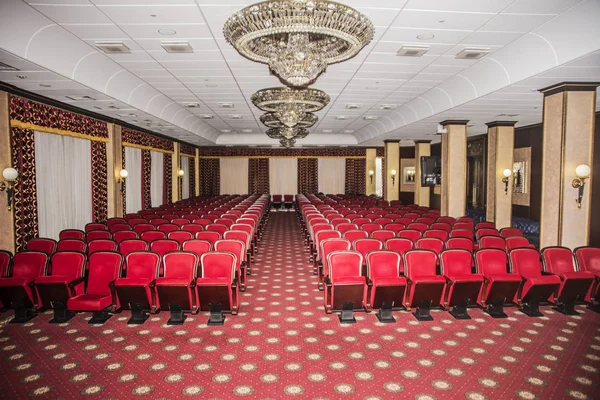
[0,194,270,324]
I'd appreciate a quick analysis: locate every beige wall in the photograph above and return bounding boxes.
[365,148,377,195]
[384,141,400,201]
[414,142,431,207]
[486,124,514,229]
[0,92,15,253]
[512,147,531,207]
[441,124,467,217]
[107,123,123,218]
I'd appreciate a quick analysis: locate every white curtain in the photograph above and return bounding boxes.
[375,157,383,197]
[270,157,298,195]
[220,157,249,194]
[150,151,163,207]
[125,146,142,214]
[181,156,190,199]
[318,158,346,195]
[34,131,92,240]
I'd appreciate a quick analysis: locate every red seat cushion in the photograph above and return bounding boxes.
[0,277,30,287]
[115,278,151,287]
[527,275,561,286]
[372,276,407,286]
[35,276,70,285]
[411,275,446,284]
[559,271,595,281]
[155,278,193,287]
[486,273,522,283]
[333,276,366,285]
[446,274,483,283]
[67,294,112,311]
[196,277,230,285]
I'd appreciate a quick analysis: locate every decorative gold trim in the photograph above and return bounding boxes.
[557,91,567,246]
[122,142,174,154]
[197,155,366,159]
[10,120,109,142]
[181,152,196,157]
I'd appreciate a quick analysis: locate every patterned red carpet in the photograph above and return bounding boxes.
[0,212,599,399]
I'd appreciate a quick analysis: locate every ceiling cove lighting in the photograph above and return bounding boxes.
[223,0,375,87]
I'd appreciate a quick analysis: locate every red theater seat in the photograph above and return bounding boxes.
[404,249,446,320]
[85,223,108,232]
[446,238,474,253]
[398,229,422,242]
[158,224,179,234]
[214,239,246,291]
[67,251,123,324]
[476,228,500,241]
[319,238,351,291]
[314,230,342,276]
[384,223,406,233]
[224,230,252,274]
[88,239,117,255]
[500,227,523,238]
[113,231,138,244]
[541,247,594,315]
[109,224,132,234]
[475,248,521,317]
[182,240,212,262]
[384,238,413,273]
[366,250,406,311]
[479,236,505,250]
[408,222,428,233]
[118,239,148,256]
[352,238,383,273]
[475,221,496,231]
[171,219,191,227]
[141,230,166,243]
[35,251,86,322]
[440,249,482,319]
[155,252,199,324]
[168,231,194,246]
[107,218,126,227]
[133,224,154,235]
[59,229,85,241]
[324,251,366,314]
[195,231,222,247]
[206,224,228,236]
[449,229,473,240]
[371,230,395,242]
[115,252,160,324]
[505,236,534,251]
[431,222,451,232]
[27,238,57,254]
[416,237,444,255]
[0,250,12,276]
[86,230,112,242]
[423,229,449,242]
[574,247,600,307]
[197,252,239,314]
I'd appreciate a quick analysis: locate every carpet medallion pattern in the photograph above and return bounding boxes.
[0,212,599,399]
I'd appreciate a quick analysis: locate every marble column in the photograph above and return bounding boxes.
[414,140,431,207]
[106,123,123,218]
[384,140,400,201]
[485,121,515,229]
[440,120,468,217]
[366,148,377,195]
[172,142,180,203]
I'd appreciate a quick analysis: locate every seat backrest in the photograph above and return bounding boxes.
[195,231,222,245]
[384,237,414,258]
[352,238,383,260]
[118,239,148,256]
[384,223,406,233]
[330,218,351,227]
[475,221,496,230]
[416,217,434,225]
[371,230,396,241]
[508,248,543,278]
[445,237,474,253]
[353,218,371,226]
[456,217,474,224]
[109,224,132,234]
[125,251,160,280]
[201,252,236,280]
[127,218,147,226]
[397,229,422,242]
[182,240,212,259]
[327,250,363,281]
[500,228,523,238]
[206,224,228,235]
[157,224,179,234]
[440,249,472,276]
[59,229,85,240]
[149,219,168,226]
[163,251,198,280]
[415,237,445,255]
[171,218,191,227]
[423,229,449,242]
[321,239,352,276]
[215,219,234,228]
[192,218,212,227]
[374,218,393,225]
[431,222,451,232]
[337,223,358,234]
[87,252,123,295]
[454,222,474,232]
[223,230,251,249]
[342,230,369,243]
[505,236,532,251]
[366,250,402,280]
[50,251,86,279]
[86,230,113,242]
[113,230,138,244]
[574,246,600,275]
[133,224,154,235]
[404,249,438,279]
[479,236,506,250]
[407,223,428,233]
[12,251,49,280]
[475,248,508,275]
[0,250,12,276]
[272,194,282,202]
[315,230,342,260]
[541,246,576,275]
[361,223,383,234]
[436,217,455,225]
[57,239,87,253]
[476,228,500,240]
[88,239,117,254]
[214,239,245,271]
[27,238,57,254]
[449,229,473,239]
[140,230,167,243]
[107,218,126,227]
[150,239,180,256]
[168,231,194,245]
[85,223,108,233]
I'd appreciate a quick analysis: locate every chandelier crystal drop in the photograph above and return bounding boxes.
[223,0,375,87]
[279,137,297,148]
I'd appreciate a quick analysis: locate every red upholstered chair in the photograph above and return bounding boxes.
[352,238,383,274]
[574,247,600,308]
[423,229,449,242]
[118,239,148,256]
[127,218,147,226]
[206,224,228,236]
[403,249,446,320]
[215,219,234,229]
[405,213,420,219]
[88,239,117,255]
[113,230,138,244]
[353,218,371,227]
[337,223,358,234]
[324,251,366,314]
[446,238,475,254]
[133,224,154,236]
[331,218,351,228]
[171,218,190,227]
[67,251,123,324]
[508,248,561,316]
[195,231,222,247]
[505,236,535,251]
[224,230,252,274]
[476,228,500,241]
[107,218,126,227]
[149,219,168,226]
[314,230,343,276]
[27,238,57,254]
[141,230,166,243]
[479,236,506,250]
[366,250,407,311]
[158,224,179,234]
[0,251,49,322]
[150,239,180,259]
[396,217,413,225]
[371,230,396,242]
[283,194,294,209]
[0,250,12,277]
[398,229,422,242]
[109,224,132,234]
[439,249,482,318]
[309,223,334,256]
[365,213,380,220]
[193,218,212,227]
[416,237,445,255]
[59,229,85,241]
[204,214,219,222]
[168,231,194,246]
[384,238,413,272]
[214,239,247,291]
[342,230,369,244]
[475,248,521,317]
[115,252,161,324]
[319,238,352,290]
[35,251,86,322]
[416,217,434,225]
[408,223,428,233]
[86,230,112,242]
[475,221,496,231]
[431,222,451,232]
[155,252,199,323]
[85,223,108,233]
[449,229,473,240]
[500,228,523,238]
[454,222,474,232]
[457,217,474,224]
[197,252,239,314]
[374,218,393,225]
[272,194,283,209]
[436,217,455,225]
[384,223,406,233]
[541,246,594,315]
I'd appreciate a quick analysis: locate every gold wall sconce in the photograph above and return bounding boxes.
[178,169,185,181]
[0,167,19,211]
[369,170,374,184]
[502,169,512,195]
[572,164,591,208]
[117,169,128,195]
[391,169,397,186]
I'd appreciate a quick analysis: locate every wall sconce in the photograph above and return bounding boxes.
[502,169,512,195]
[369,170,374,184]
[0,167,19,211]
[572,164,591,208]
[117,169,128,195]
[178,169,185,181]
[391,169,397,186]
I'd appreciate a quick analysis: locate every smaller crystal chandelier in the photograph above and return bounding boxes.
[260,112,317,129]
[279,138,296,148]
[266,127,309,140]
[252,87,330,127]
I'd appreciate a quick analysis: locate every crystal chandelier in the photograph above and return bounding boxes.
[266,127,309,140]
[260,112,317,129]
[252,87,330,118]
[223,0,375,87]
[279,138,296,148]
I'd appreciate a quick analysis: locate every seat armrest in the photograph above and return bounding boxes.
[149,279,157,311]
[108,279,117,311]
[68,276,87,296]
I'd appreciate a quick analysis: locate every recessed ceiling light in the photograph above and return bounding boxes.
[343,130,354,133]
[417,34,435,40]
[219,102,234,108]
[230,115,242,120]
[455,47,491,60]
[201,115,214,119]
[380,104,397,110]
[396,45,429,57]
[183,102,200,108]
[335,116,347,120]
[205,84,218,88]
[161,41,193,53]
[220,129,232,133]
[16,74,27,79]
[346,104,362,109]
[323,129,333,133]
[530,88,539,92]
[65,95,95,101]
[364,116,378,120]
[158,28,177,35]
[95,41,131,54]
[39,84,51,88]
[242,129,253,133]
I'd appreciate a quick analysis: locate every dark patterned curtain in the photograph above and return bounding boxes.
[345,158,366,195]
[122,146,127,215]
[163,153,172,205]
[199,158,220,196]
[91,141,108,222]
[141,150,151,210]
[189,157,196,198]
[248,158,269,194]
[297,158,318,194]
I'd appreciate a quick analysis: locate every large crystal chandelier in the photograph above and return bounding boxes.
[260,112,317,129]
[224,0,375,87]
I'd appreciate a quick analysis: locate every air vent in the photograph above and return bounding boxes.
[0,62,18,71]
[396,45,429,57]
[160,41,194,53]
[230,115,243,120]
[380,104,397,110]
[183,102,200,108]
[322,129,333,133]
[95,41,131,54]
[220,129,232,133]
[364,116,378,121]
[343,130,354,133]
[117,113,137,118]
[455,47,490,60]
[65,95,95,101]
[346,104,362,109]
[218,102,234,108]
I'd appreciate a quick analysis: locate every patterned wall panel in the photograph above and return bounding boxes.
[199,158,220,196]
[122,128,174,152]
[248,158,270,194]
[345,158,366,195]
[142,149,151,210]
[11,128,39,251]
[163,153,172,205]
[180,144,196,157]
[198,147,369,157]
[297,158,318,194]
[189,158,196,197]
[122,146,127,215]
[376,148,385,157]
[91,141,108,223]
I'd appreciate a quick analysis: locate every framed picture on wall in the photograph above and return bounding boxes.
[403,166,416,184]
[513,161,527,194]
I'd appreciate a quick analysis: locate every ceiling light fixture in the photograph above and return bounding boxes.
[322,129,333,133]
[221,129,232,133]
[219,102,235,108]
[158,29,177,35]
[260,112,317,129]
[455,47,491,60]
[335,116,347,120]
[380,104,396,110]
[160,41,193,53]
[346,104,362,109]
[416,34,435,40]
[201,115,214,119]
[39,84,51,88]
[223,0,375,87]
[397,45,429,57]
[266,127,309,140]
[252,87,329,128]
[16,74,27,79]
[364,116,378,120]
[95,41,131,54]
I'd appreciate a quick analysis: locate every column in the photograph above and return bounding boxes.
[106,123,123,218]
[0,91,15,253]
[414,140,431,207]
[485,121,515,228]
[172,142,180,203]
[384,140,400,201]
[440,120,468,217]
[365,148,377,195]
[540,82,598,249]
[195,148,200,197]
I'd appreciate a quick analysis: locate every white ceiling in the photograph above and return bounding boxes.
[0,0,599,147]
